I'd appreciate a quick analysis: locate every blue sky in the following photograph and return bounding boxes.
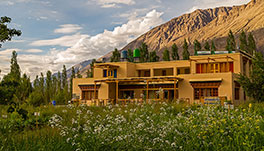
[0,0,250,79]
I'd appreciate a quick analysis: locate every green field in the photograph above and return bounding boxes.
[1,102,264,151]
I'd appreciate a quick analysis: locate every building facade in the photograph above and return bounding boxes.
[72,51,252,106]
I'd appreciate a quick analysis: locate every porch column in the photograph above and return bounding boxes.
[116,81,119,104]
[94,82,97,99]
[146,80,149,103]
[174,80,177,100]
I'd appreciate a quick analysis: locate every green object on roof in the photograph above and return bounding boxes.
[133,48,140,58]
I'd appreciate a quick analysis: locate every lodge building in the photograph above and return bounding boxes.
[72,50,252,106]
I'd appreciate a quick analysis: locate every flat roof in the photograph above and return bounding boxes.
[189,78,222,83]
[95,76,183,83]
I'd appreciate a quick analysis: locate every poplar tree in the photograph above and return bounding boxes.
[70,67,76,99]
[182,39,190,60]
[57,71,61,92]
[248,33,256,55]
[62,65,67,88]
[149,50,159,62]
[211,41,216,54]
[139,43,149,62]
[39,72,45,102]
[226,30,236,53]
[127,49,134,62]
[162,48,170,61]
[110,48,121,62]
[239,30,248,53]
[171,43,179,60]
[77,69,82,78]
[45,70,52,104]
[194,40,201,55]
[204,41,210,51]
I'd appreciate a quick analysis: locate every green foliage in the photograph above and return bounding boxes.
[139,43,149,62]
[27,91,44,107]
[211,41,216,54]
[70,67,75,98]
[171,43,179,60]
[149,50,159,62]
[57,71,62,92]
[182,39,190,60]
[0,16,22,48]
[238,52,264,102]
[110,48,121,62]
[204,41,210,51]
[248,33,256,55]
[162,48,170,61]
[226,30,236,52]
[194,39,201,55]
[76,69,82,78]
[1,103,264,150]
[62,65,67,88]
[127,49,134,62]
[239,30,248,53]
[45,71,52,104]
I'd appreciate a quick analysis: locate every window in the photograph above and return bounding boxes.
[103,69,117,78]
[138,70,150,77]
[196,62,234,74]
[194,88,218,100]
[177,67,190,75]
[82,91,98,100]
[154,68,173,76]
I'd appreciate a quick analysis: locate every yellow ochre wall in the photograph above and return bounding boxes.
[73,52,251,104]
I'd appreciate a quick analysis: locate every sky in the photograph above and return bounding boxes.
[0,0,250,79]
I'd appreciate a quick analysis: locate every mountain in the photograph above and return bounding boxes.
[54,59,92,79]
[78,0,264,75]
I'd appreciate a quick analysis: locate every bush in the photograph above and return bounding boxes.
[27,91,43,107]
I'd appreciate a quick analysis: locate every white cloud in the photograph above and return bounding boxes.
[0,10,164,79]
[30,33,89,47]
[54,24,83,34]
[0,0,32,5]
[24,49,43,53]
[188,0,250,13]
[94,0,135,8]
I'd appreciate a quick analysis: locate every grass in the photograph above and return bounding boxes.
[0,102,264,150]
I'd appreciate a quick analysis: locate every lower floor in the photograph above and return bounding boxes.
[73,73,247,106]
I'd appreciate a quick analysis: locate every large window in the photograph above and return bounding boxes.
[137,70,150,77]
[196,62,233,74]
[82,91,98,100]
[194,88,218,100]
[235,82,240,100]
[154,68,173,76]
[103,69,117,78]
[177,67,190,75]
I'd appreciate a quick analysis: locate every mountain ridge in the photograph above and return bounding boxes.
[77,0,264,76]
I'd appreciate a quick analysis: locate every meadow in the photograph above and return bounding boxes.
[0,102,264,151]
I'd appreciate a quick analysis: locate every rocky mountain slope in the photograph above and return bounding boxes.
[77,0,264,76]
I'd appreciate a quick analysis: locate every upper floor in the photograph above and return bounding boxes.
[93,52,252,79]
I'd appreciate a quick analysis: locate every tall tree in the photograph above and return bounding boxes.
[39,72,45,103]
[139,43,149,62]
[77,69,82,78]
[238,52,264,102]
[239,30,248,53]
[10,51,21,79]
[226,30,236,53]
[70,67,76,99]
[204,41,210,51]
[182,39,190,60]
[127,49,134,62]
[62,65,67,88]
[194,40,201,55]
[0,16,22,48]
[149,50,159,62]
[45,70,52,104]
[171,43,179,60]
[110,48,121,62]
[248,33,256,55]
[57,71,61,92]
[162,48,170,61]
[211,41,216,54]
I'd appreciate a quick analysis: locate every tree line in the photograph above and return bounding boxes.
[110,30,256,62]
